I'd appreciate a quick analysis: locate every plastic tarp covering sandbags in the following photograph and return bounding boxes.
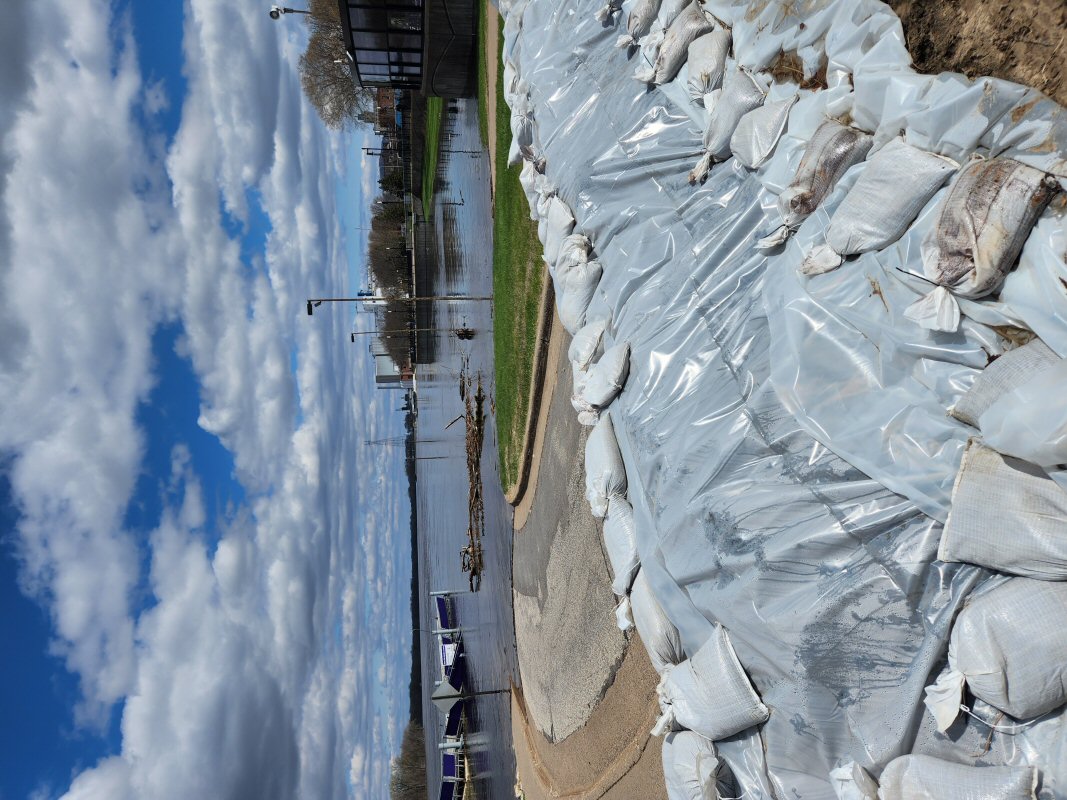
[877,754,1036,800]
[569,317,609,370]
[654,624,769,741]
[940,440,1067,580]
[630,568,685,674]
[925,578,1067,730]
[801,137,957,275]
[650,2,714,86]
[603,496,641,595]
[584,413,627,519]
[541,196,575,266]
[503,0,1067,793]
[948,337,1060,428]
[662,731,722,800]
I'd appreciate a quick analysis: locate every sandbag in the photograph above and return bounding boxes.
[730,95,796,170]
[585,414,627,518]
[689,68,765,184]
[650,2,714,86]
[615,0,661,48]
[877,755,1036,800]
[582,342,630,409]
[594,0,622,23]
[757,119,872,250]
[519,160,539,218]
[801,138,957,275]
[603,497,640,596]
[686,29,730,103]
[652,0,689,35]
[829,762,878,800]
[907,158,1060,332]
[661,731,720,800]
[633,28,665,83]
[542,197,575,266]
[630,569,685,674]
[553,232,591,275]
[980,358,1067,468]
[557,259,603,334]
[653,624,769,741]
[950,338,1059,428]
[569,318,609,371]
[924,578,1067,730]
[940,440,1067,580]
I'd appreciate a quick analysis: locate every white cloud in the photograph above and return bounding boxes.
[1,0,412,796]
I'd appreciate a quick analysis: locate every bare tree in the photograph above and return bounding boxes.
[390,721,427,800]
[298,0,376,129]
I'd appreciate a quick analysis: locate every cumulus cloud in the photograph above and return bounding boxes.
[1,0,411,796]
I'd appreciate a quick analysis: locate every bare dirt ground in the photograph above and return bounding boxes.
[889,0,1067,106]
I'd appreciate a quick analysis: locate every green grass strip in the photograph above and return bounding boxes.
[491,20,544,491]
[421,96,443,218]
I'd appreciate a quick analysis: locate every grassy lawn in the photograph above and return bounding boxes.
[421,96,443,218]
[490,21,545,491]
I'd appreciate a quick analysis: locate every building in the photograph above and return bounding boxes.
[370,337,414,388]
[336,0,477,96]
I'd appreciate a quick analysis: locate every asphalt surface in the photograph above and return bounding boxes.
[512,331,630,744]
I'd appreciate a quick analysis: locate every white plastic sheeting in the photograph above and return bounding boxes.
[630,568,686,674]
[501,0,1067,794]
[603,496,641,595]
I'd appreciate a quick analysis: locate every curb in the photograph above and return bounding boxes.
[504,266,556,506]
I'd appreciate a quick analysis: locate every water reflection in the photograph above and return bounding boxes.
[416,99,518,800]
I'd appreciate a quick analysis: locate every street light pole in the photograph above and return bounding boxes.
[307,298,492,315]
[269,5,311,18]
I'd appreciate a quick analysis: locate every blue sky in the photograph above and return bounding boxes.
[0,1,411,798]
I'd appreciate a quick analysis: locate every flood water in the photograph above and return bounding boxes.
[415,98,519,800]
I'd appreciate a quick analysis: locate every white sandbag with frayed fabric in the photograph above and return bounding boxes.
[583,342,630,409]
[906,157,1060,332]
[542,197,575,266]
[603,496,640,596]
[801,138,957,275]
[661,731,721,800]
[652,624,769,740]
[689,68,765,183]
[686,29,730,103]
[585,414,628,518]
[650,2,714,86]
[939,440,1067,580]
[557,259,603,334]
[877,754,1036,800]
[630,569,685,674]
[980,358,1067,468]
[731,94,797,170]
[950,338,1059,428]
[924,578,1067,731]
[757,118,873,250]
[615,0,661,48]
[569,318,609,371]
[572,365,601,427]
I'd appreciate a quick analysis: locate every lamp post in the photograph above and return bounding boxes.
[307,295,492,316]
[269,5,310,19]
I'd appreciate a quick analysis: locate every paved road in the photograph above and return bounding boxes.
[512,329,630,743]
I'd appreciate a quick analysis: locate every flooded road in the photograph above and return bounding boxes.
[415,98,518,800]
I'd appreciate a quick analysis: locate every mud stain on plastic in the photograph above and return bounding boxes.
[868,276,890,313]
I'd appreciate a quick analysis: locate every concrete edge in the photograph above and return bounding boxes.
[504,268,555,506]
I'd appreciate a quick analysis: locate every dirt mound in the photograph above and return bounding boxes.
[889,0,1066,107]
